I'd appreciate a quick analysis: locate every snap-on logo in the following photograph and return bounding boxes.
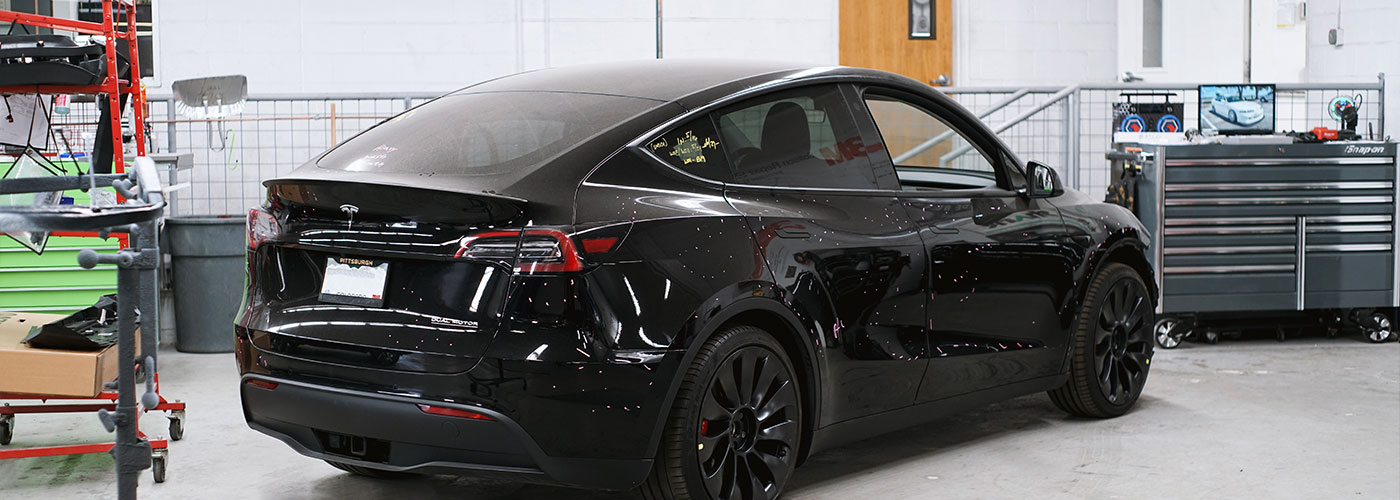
[1344,145,1384,155]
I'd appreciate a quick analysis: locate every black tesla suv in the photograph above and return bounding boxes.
[236,60,1158,500]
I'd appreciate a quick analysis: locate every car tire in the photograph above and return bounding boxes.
[325,460,418,480]
[639,325,803,500]
[1229,110,1238,123]
[1048,263,1154,418]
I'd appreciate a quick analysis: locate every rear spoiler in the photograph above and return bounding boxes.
[265,178,529,227]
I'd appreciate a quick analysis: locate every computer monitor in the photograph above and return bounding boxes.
[1198,84,1276,135]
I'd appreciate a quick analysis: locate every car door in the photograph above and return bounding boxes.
[854,87,1077,403]
[713,83,931,424]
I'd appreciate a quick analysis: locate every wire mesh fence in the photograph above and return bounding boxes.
[37,93,440,216]
[943,80,1386,199]
[28,79,1385,217]
[150,95,442,216]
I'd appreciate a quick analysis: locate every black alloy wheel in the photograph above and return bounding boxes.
[1049,263,1154,418]
[641,325,802,500]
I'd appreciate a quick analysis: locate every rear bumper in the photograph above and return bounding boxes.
[240,375,652,490]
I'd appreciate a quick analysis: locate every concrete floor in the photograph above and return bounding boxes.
[1,337,1396,499]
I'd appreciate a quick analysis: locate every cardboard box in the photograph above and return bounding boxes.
[0,312,121,397]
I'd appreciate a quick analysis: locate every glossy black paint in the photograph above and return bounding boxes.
[903,192,1075,402]
[235,60,1156,492]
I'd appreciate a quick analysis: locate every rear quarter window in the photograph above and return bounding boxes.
[644,116,732,182]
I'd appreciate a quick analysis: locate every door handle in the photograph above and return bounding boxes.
[928,224,957,234]
[774,228,811,239]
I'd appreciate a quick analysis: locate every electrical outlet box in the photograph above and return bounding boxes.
[1329,27,1344,46]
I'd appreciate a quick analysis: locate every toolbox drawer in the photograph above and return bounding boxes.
[1305,252,1394,292]
[1164,272,1296,295]
[1165,164,1394,183]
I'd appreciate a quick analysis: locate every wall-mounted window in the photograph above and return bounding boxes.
[2,1,157,82]
[1,0,54,34]
[77,0,155,81]
[1142,0,1163,68]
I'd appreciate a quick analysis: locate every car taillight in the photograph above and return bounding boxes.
[245,379,278,390]
[247,206,280,250]
[417,404,495,421]
[454,229,582,274]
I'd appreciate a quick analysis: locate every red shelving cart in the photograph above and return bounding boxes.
[0,0,184,485]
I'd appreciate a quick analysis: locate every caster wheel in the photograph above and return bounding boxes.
[1364,313,1393,343]
[152,449,167,483]
[1202,331,1220,344]
[168,410,185,441]
[0,414,13,446]
[1154,318,1186,349]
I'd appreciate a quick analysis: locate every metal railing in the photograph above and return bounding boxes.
[28,78,1386,217]
[940,77,1387,199]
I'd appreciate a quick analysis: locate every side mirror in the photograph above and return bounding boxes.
[1025,161,1064,198]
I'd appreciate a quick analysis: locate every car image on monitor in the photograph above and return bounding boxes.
[1199,84,1275,134]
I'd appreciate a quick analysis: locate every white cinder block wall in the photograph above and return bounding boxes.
[1304,0,1400,139]
[956,0,1120,86]
[154,0,839,94]
[151,0,1394,132]
[661,1,839,64]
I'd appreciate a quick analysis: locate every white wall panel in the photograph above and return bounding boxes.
[958,0,1118,86]
[1304,0,1400,138]
[1116,0,1247,84]
[153,0,837,94]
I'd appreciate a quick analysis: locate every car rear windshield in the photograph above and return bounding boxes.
[317,91,659,175]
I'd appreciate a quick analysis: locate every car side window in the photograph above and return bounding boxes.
[714,85,883,190]
[645,115,732,182]
[862,94,1000,190]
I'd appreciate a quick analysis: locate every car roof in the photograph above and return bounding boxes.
[454,59,906,108]
[275,60,953,219]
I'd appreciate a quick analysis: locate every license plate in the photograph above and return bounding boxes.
[319,257,388,307]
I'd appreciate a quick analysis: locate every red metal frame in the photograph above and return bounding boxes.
[1,4,143,245]
[1,1,175,469]
[0,375,184,460]
[0,374,185,416]
[0,1,147,171]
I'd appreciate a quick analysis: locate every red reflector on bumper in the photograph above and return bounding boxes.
[417,404,495,421]
[581,237,618,254]
[245,379,279,390]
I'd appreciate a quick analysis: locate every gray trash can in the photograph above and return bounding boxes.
[166,216,244,352]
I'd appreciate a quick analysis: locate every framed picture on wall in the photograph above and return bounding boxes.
[909,0,934,39]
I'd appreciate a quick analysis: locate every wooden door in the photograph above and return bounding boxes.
[839,0,954,86]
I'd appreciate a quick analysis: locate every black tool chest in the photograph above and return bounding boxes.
[1134,143,1398,315]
